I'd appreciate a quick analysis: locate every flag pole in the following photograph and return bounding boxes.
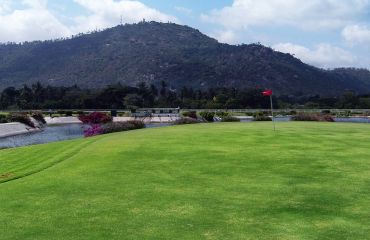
[270,94,276,131]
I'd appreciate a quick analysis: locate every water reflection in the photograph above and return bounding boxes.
[240,117,291,122]
[334,117,370,123]
[0,124,86,149]
[0,123,173,149]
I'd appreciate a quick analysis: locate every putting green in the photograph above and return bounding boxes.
[1,122,370,239]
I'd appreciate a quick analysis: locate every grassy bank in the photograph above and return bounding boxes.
[1,122,370,239]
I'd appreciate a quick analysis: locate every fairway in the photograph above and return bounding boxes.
[1,122,370,239]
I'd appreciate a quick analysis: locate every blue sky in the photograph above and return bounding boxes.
[1,0,370,69]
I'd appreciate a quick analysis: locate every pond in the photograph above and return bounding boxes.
[334,117,370,123]
[0,124,86,149]
[0,123,173,149]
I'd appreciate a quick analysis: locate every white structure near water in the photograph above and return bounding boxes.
[0,122,41,138]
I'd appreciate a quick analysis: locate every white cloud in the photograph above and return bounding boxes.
[22,0,47,9]
[0,0,178,42]
[0,0,12,14]
[273,43,357,68]
[342,25,370,45]
[0,1,71,42]
[202,0,370,30]
[72,0,178,33]
[210,30,238,44]
[175,6,193,15]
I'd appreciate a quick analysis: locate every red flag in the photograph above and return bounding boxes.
[262,89,273,96]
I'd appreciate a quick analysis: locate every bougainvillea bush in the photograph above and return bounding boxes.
[78,112,112,125]
[102,121,145,134]
[174,117,202,125]
[83,120,145,137]
[254,116,272,121]
[292,113,335,122]
[83,124,104,137]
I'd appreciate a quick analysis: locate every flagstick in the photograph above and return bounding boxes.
[270,95,276,131]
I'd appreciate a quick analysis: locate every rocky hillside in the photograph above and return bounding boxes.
[0,21,369,96]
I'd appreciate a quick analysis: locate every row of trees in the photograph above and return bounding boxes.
[1,82,370,110]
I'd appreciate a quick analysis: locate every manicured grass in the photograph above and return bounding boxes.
[1,122,370,239]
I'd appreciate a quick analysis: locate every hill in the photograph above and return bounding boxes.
[1,21,370,96]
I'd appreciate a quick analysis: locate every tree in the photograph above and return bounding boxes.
[0,87,18,109]
[160,81,167,98]
[17,85,33,109]
[32,82,46,103]
[123,94,143,111]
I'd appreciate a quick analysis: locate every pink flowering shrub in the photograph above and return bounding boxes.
[78,112,112,125]
[292,113,334,122]
[84,124,104,137]
[80,113,145,138]
[102,121,145,134]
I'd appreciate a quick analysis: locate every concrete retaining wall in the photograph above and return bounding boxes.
[113,116,180,123]
[45,116,180,125]
[45,117,82,125]
[0,122,41,138]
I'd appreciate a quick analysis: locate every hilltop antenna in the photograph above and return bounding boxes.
[120,15,123,25]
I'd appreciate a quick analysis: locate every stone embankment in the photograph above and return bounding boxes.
[0,122,41,138]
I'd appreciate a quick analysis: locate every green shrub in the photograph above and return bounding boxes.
[65,111,73,117]
[0,114,9,123]
[7,113,35,128]
[174,117,202,125]
[253,112,272,121]
[118,112,130,117]
[278,111,289,116]
[199,112,215,122]
[216,111,230,118]
[75,111,85,115]
[56,110,74,116]
[254,116,272,121]
[321,110,331,114]
[221,116,240,122]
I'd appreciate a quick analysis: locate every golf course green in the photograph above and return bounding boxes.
[1,122,370,239]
